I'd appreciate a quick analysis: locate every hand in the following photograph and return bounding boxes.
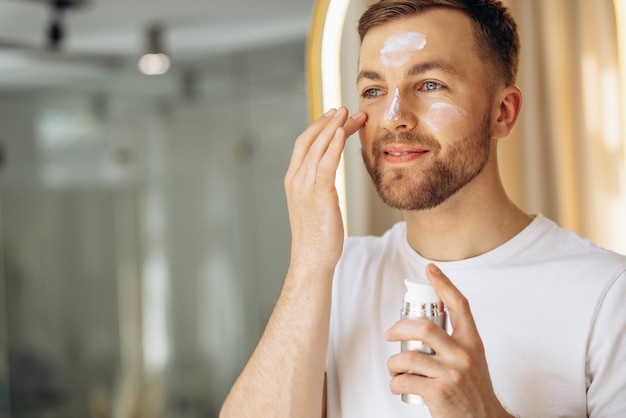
[284,107,367,273]
[386,264,514,418]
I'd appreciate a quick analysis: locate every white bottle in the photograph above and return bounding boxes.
[400,278,447,405]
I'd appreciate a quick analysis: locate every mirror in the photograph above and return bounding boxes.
[312,0,626,251]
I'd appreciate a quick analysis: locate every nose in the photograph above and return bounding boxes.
[380,89,417,132]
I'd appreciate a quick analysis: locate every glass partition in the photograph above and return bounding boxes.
[0,38,307,418]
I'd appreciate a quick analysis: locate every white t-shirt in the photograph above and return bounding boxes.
[326,215,626,417]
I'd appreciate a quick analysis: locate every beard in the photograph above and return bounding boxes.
[361,112,492,211]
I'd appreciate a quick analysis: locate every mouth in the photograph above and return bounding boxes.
[383,144,429,154]
[385,151,427,156]
[382,146,429,163]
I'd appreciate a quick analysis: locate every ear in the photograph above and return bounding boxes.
[491,85,522,139]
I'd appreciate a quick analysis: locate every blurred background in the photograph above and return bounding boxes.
[0,0,625,417]
[0,0,310,417]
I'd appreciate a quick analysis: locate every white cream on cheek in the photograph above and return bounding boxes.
[420,100,468,133]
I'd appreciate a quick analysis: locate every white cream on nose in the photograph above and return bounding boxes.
[384,87,401,121]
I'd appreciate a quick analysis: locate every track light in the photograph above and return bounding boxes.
[139,53,170,75]
[47,0,69,50]
[138,24,170,75]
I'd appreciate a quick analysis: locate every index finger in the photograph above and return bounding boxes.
[343,111,367,137]
[287,109,367,178]
[425,263,479,340]
[288,108,342,170]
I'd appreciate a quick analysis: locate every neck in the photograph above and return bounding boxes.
[403,165,532,262]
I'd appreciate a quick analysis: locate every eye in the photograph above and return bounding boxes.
[361,88,383,99]
[421,81,443,92]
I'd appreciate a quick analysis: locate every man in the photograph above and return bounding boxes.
[221,1,626,417]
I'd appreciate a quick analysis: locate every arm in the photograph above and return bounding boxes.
[386,264,517,418]
[220,108,367,418]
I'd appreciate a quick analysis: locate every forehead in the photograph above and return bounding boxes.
[358,8,479,72]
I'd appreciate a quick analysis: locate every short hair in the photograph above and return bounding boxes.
[358,0,520,86]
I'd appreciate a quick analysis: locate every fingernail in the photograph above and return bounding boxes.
[334,107,346,118]
[351,111,365,120]
[324,108,337,117]
[429,264,441,275]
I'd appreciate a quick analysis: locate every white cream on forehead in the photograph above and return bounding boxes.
[380,32,427,67]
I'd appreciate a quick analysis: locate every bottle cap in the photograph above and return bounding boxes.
[403,279,440,305]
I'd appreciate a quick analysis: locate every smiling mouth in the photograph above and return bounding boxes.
[382,149,429,164]
[386,151,418,156]
[384,150,428,156]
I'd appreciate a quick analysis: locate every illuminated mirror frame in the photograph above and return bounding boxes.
[615,0,626,167]
[307,0,352,234]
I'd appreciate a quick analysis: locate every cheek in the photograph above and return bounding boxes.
[359,99,389,127]
[358,123,376,149]
[359,98,385,113]
[419,101,468,133]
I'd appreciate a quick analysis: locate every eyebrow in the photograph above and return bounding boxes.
[356,70,384,83]
[408,61,458,76]
[356,60,459,84]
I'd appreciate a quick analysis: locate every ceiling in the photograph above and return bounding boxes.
[0,0,313,92]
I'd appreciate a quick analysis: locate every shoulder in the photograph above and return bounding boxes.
[522,215,626,270]
[521,216,626,312]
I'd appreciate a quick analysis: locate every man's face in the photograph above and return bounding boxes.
[357,9,497,211]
